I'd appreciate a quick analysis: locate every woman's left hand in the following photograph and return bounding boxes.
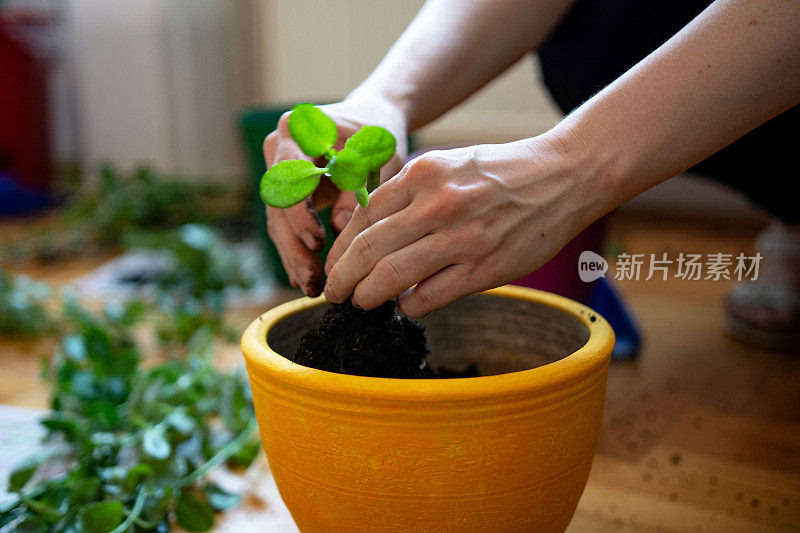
[323,135,600,317]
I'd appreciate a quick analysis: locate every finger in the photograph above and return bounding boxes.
[330,191,358,233]
[263,131,279,167]
[324,175,412,275]
[272,141,313,167]
[285,198,326,251]
[263,112,312,167]
[350,234,457,310]
[264,117,326,252]
[267,207,324,296]
[265,208,298,287]
[324,206,430,304]
[397,264,477,318]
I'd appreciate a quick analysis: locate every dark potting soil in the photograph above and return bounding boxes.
[289,300,479,379]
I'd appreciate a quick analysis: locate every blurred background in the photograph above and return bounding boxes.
[2,1,798,532]
[0,0,768,223]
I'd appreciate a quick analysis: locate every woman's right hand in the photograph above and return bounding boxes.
[263,95,408,296]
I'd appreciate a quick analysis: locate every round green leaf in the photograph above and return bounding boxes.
[260,160,325,208]
[142,428,171,460]
[13,516,48,533]
[327,148,368,191]
[287,103,337,158]
[203,483,241,511]
[40,414,86,440]
[344,126,396,170]
[166,408,195,434]
[68,477,102,506]
[78,501,124,533]
[176,492,215,532]
[124,464,153,492]
[22,496,64,524]
[229,438,260,467]
[9,458,40,492]
[63,334,88,361]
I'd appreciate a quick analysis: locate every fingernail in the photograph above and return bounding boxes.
[324,285,339,303]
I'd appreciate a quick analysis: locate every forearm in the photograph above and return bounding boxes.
[350,0,575,132]
[552,0,800,225]
[322,0,800,315]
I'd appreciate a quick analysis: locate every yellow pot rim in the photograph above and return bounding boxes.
[241,285,615,403]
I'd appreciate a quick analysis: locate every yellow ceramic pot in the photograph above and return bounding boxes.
[241,286,614,532]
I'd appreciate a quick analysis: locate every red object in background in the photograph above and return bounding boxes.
[512,218,606,304]
[0,12,51,193]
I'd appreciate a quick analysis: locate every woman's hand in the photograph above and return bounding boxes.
[263,95,407,296]
[323,136,599,317]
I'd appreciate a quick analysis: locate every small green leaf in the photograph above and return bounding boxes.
[139,486,172,526]
[228,438,259,468]
[78,501,124,533]
[344,126,396,170]
[203,483,241,511]
[260,160,326,208]
[23,496,65,524]
[62,334,88,361]
[287,103,337,158]
[40,414,85,439]
[9,459,39,492]
[355,187,369,207]
[327,148,368,191]
[176,492,214,532]
[124,464,153,492]
[166,408,195,434]
[68,477,102,506]
[142,428,171,460]
[12,515,48,533]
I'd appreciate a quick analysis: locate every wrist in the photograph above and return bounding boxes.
[539,117,631,227]
[347,85,414,132]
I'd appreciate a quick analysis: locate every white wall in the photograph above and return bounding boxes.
[62,0,562,177]
[67,0,171,172]
[65,0,251,180]
[254,0,562,147]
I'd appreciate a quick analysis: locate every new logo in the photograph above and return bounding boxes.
[578,251,608,282]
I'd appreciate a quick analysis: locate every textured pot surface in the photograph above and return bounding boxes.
[242,286,614,532]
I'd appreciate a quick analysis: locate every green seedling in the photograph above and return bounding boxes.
[260,103,396,208]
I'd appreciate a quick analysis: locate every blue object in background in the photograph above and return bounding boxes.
[589,276,641,359]
[0,169,49,216]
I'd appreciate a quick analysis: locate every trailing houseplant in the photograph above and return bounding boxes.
[1,223,260,531]
[0,271,55,337]
[0,155,267,531]
[0,165,243,266]
[0,297,259,533]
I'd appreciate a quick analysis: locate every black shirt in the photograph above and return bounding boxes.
[538,0,798,223]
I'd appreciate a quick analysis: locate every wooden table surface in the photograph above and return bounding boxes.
[1,213,798,532]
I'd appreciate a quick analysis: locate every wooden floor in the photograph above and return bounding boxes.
[1,212,799,532]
